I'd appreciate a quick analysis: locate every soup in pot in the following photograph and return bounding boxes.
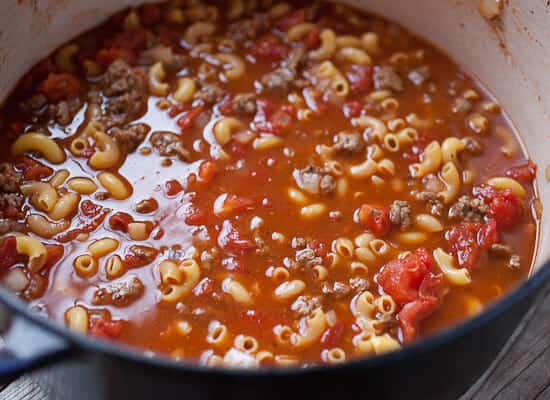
[0,0,539,368]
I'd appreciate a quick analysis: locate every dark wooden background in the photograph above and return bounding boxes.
[1,290,549,400]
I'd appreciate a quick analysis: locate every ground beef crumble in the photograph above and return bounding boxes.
[413,191,445,217]
[109,123,150,153]
[489,244,521,270]
[194,83,225,105]
[97,60,147,128]
[448,195,488,222]
[232,93,257,115]
[462,136,484,155]
[322,281,351,299]
[0,163,22,193]
[333,131,365,154]
[92,275,145,307]
[291,295,322,316]
[260,46,307,94]
[408,66,430,86]
[149,131,190,160]
[373,65,403,92]
[294,248,323,269]
[389,200,411,230]
[293,164,336,196]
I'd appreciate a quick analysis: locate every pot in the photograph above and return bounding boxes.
[0,1,549,399]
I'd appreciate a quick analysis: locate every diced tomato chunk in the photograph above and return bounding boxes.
[345,65,373,95]
[489,189,523,229]
[198,161,218,183]
[0,237,18,270]
[168,103,188,118]
[274,9,305,31]
[250,36,289,61]
[139,4,162,26]
[445,219,499,270]
[357,204,391,237]
[218,95,235,116]
[164,179,183,196]
[182,203,206,226]
[252,99,294,135]
[109,212,134,232]
[321,322,345,347]
[309,239,328,258]
[446,222,480,270]
[217,220,255,255]
[478,218,499,249]
[57,201,110,243]
[343,101,362,118]
[38,73,81,103]
[177,105,204,130]
[15,156,53,181]
[398,296,439,343]
[505,160,537,184]
[377,248,434,305]
[96,47,136,66]
[473,185,524,230]
[304,27,321,50]
[214,194,254,217]
[89,317,123,339]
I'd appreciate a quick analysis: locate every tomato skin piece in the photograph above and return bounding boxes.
[357,204,391,237]
[377,248,434,305]
[505,160,537,184]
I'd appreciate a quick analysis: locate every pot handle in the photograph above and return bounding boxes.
[0,308,74,385]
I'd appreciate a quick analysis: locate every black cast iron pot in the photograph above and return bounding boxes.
[0,261,548,400]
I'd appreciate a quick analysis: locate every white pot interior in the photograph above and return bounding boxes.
[0,0,549,273]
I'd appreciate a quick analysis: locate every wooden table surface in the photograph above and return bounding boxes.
[1,290,549,400]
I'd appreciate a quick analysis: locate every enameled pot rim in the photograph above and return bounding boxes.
[1,259,548,377]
